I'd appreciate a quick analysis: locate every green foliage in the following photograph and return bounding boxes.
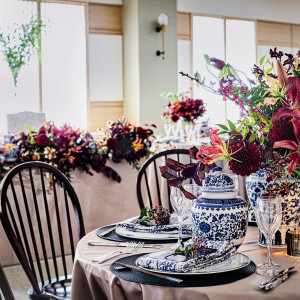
[137,207,155,226]
[259,55,266,66]
[227,120,236,131]
[172,241,195,261]
[0,16,44,87]
[204,54,210,65]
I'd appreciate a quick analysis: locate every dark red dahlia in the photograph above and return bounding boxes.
[136,127,152,140]
[228,141,261,176]
[36,133,50,146]
[171,115,179,123]
[269,120,296,143]
[106,137,118,149]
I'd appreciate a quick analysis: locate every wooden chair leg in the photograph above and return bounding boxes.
[0,263,15,300]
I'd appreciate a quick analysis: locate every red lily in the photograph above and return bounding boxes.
[272,76,300,123]
[273,118,300,173]
[196,129,230,164]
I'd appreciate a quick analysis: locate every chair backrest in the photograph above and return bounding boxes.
[0,162,85,295]
[136,149,192,212]
[0,263,14,300]
[7,111,46,134]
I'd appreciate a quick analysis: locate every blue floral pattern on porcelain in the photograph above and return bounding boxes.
[191,167,248,249]
[246,168,300,247]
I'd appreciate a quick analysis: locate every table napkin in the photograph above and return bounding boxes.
[135,239,235,273]
[118,216,192,235]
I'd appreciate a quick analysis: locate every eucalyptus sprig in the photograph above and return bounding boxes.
[0,16,44,87]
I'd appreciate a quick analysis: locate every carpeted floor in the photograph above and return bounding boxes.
[3,256,73,300]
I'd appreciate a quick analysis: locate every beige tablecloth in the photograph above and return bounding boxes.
[71,226,300,300]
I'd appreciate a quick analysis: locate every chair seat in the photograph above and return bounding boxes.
[29,277,72,300]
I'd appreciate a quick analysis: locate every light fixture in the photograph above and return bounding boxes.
[155,13,169,60]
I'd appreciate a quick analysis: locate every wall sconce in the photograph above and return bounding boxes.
[155,13,169,60]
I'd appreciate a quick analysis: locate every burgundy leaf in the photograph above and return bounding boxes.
[165,158,186,171]
[179,186,197,199]
[189,146,199,160]
[159,165,178,179]
[168,177,184,188]
[181,164,197,179]
[194,165,203,185]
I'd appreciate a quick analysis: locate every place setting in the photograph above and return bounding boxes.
[91,167,299,292]
[95,188,194,244]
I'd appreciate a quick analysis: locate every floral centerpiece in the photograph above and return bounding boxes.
[99,117,155,169]
[161,48,300,247]
[161,89,206,124]
[176,48,300,182]
[0,122,121,182]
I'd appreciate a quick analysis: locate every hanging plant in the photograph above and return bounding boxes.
[0,16,44,87]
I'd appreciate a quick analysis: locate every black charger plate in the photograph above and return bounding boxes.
[110,253,256,287]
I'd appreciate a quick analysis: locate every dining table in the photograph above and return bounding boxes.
[70,225,300,300]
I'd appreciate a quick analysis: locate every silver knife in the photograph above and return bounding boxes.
[265,271,297,291]
[260,266,295,288]
[88,241,161,248]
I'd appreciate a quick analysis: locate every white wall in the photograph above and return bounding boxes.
[123,0,178,134]
[178,0,300,24]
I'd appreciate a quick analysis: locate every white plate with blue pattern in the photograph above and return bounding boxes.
[115,216,192,240]
[136,252,251,275]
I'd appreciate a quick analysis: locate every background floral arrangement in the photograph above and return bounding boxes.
[162,48,300,198]
[0,122,121,182]
[161,90,206,124]
[99,117,155,169]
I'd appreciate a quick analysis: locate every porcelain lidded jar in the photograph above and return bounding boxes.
[191,167,248,249]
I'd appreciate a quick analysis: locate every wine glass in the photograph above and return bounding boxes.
[182,183,201,212]
[255,195,282,275]
[164,123,172,137]
[170,186,189,246]
[182,184,201,238]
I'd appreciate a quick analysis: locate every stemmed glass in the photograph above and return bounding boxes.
[170,186,189,246]
[164,123,172,137]
[255,195,282,275]
[182,183,201,212]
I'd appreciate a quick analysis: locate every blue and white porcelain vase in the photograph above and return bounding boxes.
[246,168,300,247]
[191,167,248,249]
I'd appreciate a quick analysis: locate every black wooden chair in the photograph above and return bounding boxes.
[136,149,192,212]
[0,162,85,299]
[0,263,15,300]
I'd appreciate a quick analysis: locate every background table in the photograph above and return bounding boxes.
[71,226,300,300]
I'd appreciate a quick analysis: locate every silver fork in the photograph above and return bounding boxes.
[92,242,144,264]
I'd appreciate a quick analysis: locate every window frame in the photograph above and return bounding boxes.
[189,13,257,124]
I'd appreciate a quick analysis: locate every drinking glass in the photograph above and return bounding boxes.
[170,186,189,245]
[255,195,282,275]
[182,184,201,238]
[164,123,172,137]
[182,183,201,212]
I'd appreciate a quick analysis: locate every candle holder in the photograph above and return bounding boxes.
[287,230,300,257]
